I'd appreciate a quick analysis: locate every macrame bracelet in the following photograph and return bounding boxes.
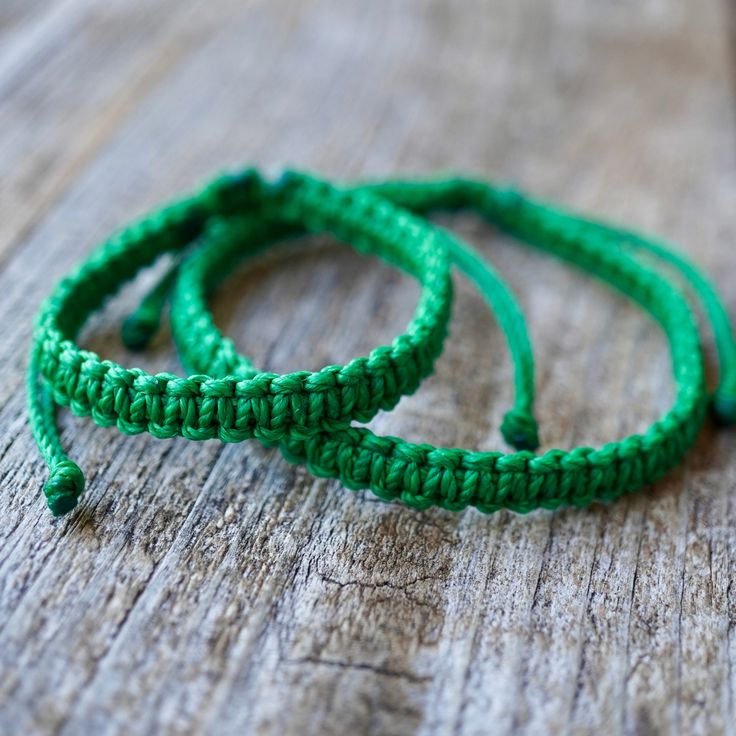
[28,170,539,516]
[27,168,735,517]
[172,177,734,513]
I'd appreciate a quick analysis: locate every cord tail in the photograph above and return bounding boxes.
[121,259,181,351]
[27,344,84,516]
[355,178,540,452]
[446,233,539,451]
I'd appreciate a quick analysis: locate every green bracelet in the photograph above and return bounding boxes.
[29,169,538,516]
[28,168,735,517]
[171,175,734,513]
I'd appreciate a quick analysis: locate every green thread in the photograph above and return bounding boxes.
[27,168,734,517]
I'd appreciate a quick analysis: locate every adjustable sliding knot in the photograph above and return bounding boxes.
[44,459,85,517]
[202,168,268,217]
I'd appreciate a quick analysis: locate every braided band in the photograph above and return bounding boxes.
[173,178,717,513]
[30,171,459,514]
[28,169,735,517]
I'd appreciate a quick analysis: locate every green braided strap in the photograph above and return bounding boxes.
[29,171,461,514]
[173,178,714,514]
[27,168,734,517]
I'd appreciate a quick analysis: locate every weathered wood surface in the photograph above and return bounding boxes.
[1,1,735,734]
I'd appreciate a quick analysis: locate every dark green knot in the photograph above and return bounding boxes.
[121,308,160,351]
[712,390,736,426]
[205,168,266,216]
[44,460,85,517]
[501,408,540,451]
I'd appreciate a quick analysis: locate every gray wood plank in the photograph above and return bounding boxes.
[0,1,734,734]
[0,0,234,266]
[0,0,82,59]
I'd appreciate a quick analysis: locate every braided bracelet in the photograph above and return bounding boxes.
[28,168,735,517]
[171,176,734,513]
[28,170,536,515]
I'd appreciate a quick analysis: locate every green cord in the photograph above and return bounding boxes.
[27,167,734,517]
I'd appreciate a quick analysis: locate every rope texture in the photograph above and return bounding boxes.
[27,168,735,516]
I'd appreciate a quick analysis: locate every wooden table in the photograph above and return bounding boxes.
[1,1,735,734]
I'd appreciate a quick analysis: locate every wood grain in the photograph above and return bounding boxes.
[0,1,735,734]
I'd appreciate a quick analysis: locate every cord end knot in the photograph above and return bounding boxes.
[712,390,736,426]
[121,308,160,351]
[44,460,85,517]
[501,408,540,451]
[121,260,181,351]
